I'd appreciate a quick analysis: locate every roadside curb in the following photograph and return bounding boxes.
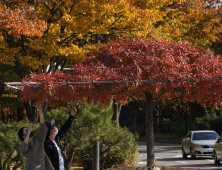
[137,139,181,145]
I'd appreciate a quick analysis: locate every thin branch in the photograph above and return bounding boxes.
[69,0,78,14]
[153,88,166,100]
[110,15,124,27]
[101,140,120,155]
[21,35,28,56]
[44,2,51,11]
[61,58,68,70]
[153,106,158,112]
[14,55,24,79]
[57,33,77,45]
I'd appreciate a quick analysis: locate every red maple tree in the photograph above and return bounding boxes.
[21,38,222,167]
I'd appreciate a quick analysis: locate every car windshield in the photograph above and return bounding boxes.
[192,132,218,140]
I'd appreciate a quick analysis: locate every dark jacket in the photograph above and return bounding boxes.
[44,115,75,170]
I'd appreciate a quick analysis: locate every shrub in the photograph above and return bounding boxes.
[0,119,39,169]
[195,112,222,135]
[163,119,197,136]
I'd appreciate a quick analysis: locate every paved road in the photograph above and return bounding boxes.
[137,142,222,169]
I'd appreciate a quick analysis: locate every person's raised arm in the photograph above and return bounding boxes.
[24,125,36,144]
[35,103,48,144]
[56,107,77,140]
[36,103,44,124]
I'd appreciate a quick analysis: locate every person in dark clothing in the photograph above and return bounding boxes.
[44,107,77,170]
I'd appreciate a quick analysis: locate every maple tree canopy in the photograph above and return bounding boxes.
[21,38,222,107]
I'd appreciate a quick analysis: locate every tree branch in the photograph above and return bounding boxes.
[21,35,28,56]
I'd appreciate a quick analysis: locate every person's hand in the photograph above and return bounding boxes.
[36,103,42,112]
[71,107,77,116]
[29,125,36,132]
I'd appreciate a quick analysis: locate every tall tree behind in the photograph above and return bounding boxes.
[154,0,222,47]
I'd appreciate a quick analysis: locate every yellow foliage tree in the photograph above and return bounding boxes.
[1,0,221,77]
[0,0,179,78]
[153,0,222,47]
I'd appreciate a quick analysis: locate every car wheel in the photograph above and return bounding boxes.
[182,147,187,158]
[214,151,220,165]
[190,148,196,159]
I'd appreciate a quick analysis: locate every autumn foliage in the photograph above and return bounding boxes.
[0,0,221,78]
[156,0,222,46]
[0,3,47,37]
[0,0,173,72]
[21,38,222,107]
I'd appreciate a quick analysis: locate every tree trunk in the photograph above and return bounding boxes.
[144,92,155,168]
[65,160,71,170]
[168,106,174,135]
[130,101,138,128]
[178,102,189,135]
[185,111,189,134]
[65,146,76,170]
[42,102,48,116]
[1,108,6,123]
[220,102,222,116]
[133,111,137,128]
[112,99,122,127]
[17,106,24,121]
[154,115,160,134]
[0,154,2,169]
[153,105,161,134]
[25,102,36,122]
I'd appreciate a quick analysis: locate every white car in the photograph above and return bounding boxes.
[213,135,222,164]
[182,130,219,159]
